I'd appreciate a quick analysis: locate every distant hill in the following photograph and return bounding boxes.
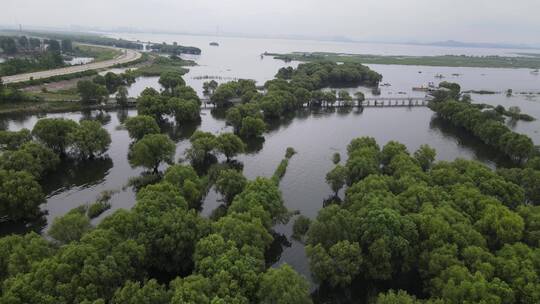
[413,40,540,50]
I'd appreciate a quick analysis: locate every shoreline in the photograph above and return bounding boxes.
[0,100,136,115]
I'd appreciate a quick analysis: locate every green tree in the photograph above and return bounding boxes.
[257,264,312,304]
[163,164,204,208]
[0,232,55,283]
[77,80,109,103]
[355,91,365,102]
[32,118,78,154]
[307,205,358,249]
[376,290,425,304]
[0,142,59,178]
[213,212,273,250]
[104,72,123,93]
[381,141,409,167]
[0,169,44,221]
[48,210,92,244]
[0,37,17,54]
[137,94,168,120]
[124,115,160,141]
[0,129,32,151]
[294,87,311,106]
[61,39,73,52]
[115,86,129,107]
[0,150,42,178]
[332,152,341,165]
[194,234,263,300]
[475,203,524,248]
[202,80,219,95]
[159,71,185,93]
[414,144,437,171]
[19,142,60,176]
[306,241,363,287]
[326,165,348,196]
[216,133,245,161]
[185,131,217,165]
[338,90,353,105]
[129,134,176,173]
[168,98,200,122]
[346,152,380,185]
[68,120,111,159]
[358,207,419,280]
[112,280,171,304]
[134,204,210,276]
[215,169,247,204]
[240,116,266,138]
[211,82,236,107]
[292,215,312,240]
[170,275,212,303]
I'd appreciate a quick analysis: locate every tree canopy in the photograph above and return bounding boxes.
[129,134,176,173]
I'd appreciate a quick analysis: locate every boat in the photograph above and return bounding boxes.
[434,74,445,78]
[209,42,219,46]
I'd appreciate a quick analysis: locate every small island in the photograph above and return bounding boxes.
[267,51,540,69]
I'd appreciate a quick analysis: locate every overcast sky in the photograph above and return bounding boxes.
[2,0,539,44]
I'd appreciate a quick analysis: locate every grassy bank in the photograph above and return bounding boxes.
[72,44,122,62]
[0,99,134,115]
[132,55,195,77]
[267,52,540,69]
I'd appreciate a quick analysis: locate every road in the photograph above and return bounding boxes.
[1,45,142,84]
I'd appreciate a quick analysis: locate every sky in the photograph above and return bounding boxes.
[2,0,540,44]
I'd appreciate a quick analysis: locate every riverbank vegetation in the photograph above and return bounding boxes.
[1,30,144,50]
[0,35,64,76]
[135,72,201,124]
[71,43,121,62]
[0,116,313,303]
[429,82,537,163]
[0,118,111,222]
[132,55,195,77]
[208,61,381,138]
[2,48,540,303]
[268,51,540,69]
[1,126,539,302]
[149,42,201,55]
[303,136,540,302]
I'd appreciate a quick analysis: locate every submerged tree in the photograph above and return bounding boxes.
[68,120,112,159]
[124,115,160,141]
[216,133,245,161]
[32,118,78,155]
[0,169,44,221]
[129,134,176,173]
[326,165,348,197]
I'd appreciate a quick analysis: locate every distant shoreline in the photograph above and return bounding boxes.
[267,52,540,69]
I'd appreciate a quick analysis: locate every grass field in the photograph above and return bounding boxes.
[72,44,122,62]
[0,100,82,114]
[267,52,540,69]
[132,55,195,76]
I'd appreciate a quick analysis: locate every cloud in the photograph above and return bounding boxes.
[1,0,539,44]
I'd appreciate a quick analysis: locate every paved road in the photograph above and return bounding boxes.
[1,45,142,84]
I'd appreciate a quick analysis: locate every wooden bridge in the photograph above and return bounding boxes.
[200,96,429,108]
[360,97,428,107]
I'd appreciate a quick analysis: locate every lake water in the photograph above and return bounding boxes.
[2,34,540,283]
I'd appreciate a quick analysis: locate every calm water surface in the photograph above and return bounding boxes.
[2,34,540,282]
